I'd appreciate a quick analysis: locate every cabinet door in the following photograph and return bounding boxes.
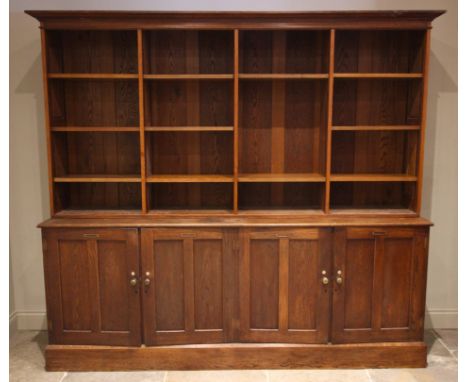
[332,227,429,343]
[141,228,237,345]
[42,228,141,346]
[240,228,332,343]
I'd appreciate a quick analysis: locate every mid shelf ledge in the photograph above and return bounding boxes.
[330,174,418,182]
[54,175,142,183]
[147,175,234,183]
[238,173,326,182]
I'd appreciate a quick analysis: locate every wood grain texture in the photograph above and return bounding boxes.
[332,226,429,343]
[44,341,427,371]
[43,229,141,346]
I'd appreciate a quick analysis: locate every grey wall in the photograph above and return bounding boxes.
[9,0,457,329]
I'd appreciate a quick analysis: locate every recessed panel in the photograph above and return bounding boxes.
[250,240,279,329]
[381,238,413,328]
[154,240,185,331]
[288,240,318,330]
[97,240,130,332]
[193,240,223,330]
[58,240,92,331]
[344,239,374,329]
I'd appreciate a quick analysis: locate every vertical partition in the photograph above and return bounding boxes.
[233,30,239,212]
[324,30,335,213]
[138,29,147,212]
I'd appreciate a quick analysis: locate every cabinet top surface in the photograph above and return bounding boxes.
[25,10,445,29]
[38,215,433,228]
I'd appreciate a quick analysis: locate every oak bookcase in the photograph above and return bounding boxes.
[27,10,444,371]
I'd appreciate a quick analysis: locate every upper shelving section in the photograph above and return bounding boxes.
[26,10,445,217]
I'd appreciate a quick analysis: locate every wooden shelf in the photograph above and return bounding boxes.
[239,73,328,80]
[54,175,141,183]
[147,175,234,183]
[48,73,138,79]
[332,125,420,131]
[52,127,140,132]
[143,74,233,80]
[334,73,423,79]
[330,174,418,182]
[239,173,326,182]
[146,126,234,132]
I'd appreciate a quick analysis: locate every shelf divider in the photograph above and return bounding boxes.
[138,29,148,212]
[324,29,336,213]
[233,29,240,213]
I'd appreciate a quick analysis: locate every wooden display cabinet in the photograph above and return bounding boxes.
[27,10,444,371]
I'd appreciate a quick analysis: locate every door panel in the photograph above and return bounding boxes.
[332,227,429,343]
[141,228,236,345]
[240,228,332,343]
[43,228,141,346]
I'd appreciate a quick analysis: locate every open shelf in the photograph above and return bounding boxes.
[331,130,418,176]
[147,131,232,176]
[46,30,138,74]
[147,175,233,183]
[333,78,422,126]
[143,30,233,75]
[335,30,425,73]
[52,132,140,178]
[240,30,329,74]
[54,182,142,211]
[239,79,327,175]
[239,182,324,210]
[144,80,233,127]
[330,181,416,211]
[239,173,325,182]
[40,26,429,217]
[48,79,139,127]
[149,183,233,210]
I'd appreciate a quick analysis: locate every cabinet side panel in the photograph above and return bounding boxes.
[250,240,279,329]
[154,240,185,331]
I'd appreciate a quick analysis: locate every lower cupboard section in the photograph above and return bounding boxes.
[41,225,429,347]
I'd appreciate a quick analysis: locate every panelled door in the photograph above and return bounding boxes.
[141,228,237,345]
[42,228,141,346]
[240,228,332,343]
[332,227,429,343]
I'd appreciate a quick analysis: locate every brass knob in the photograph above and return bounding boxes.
[130,278,138,286]
[322,276,329,285]
[336,277,343,285]
[144,278,151,286]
